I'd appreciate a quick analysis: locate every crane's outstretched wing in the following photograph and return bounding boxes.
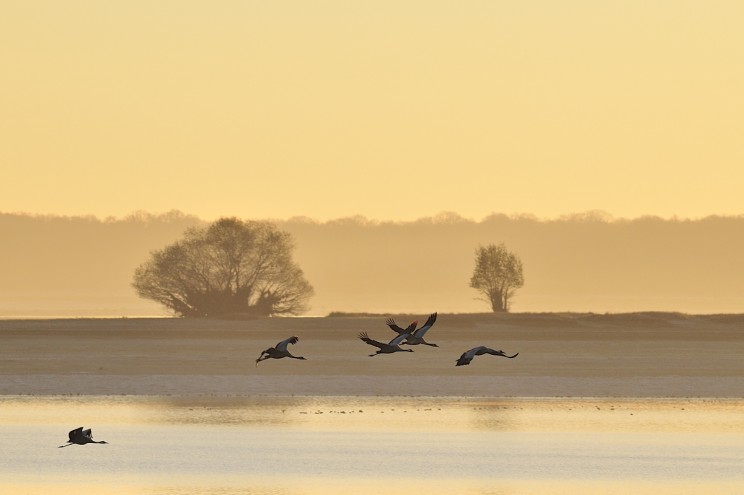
[82,429,94,440]
[359,332,386,350]
[481,347,519,359]
[388,332,410,346]
[412,312,438,337]
[455,347,479,366]
[385,318,406,334]
[457,346,519,366]
[68,427,84,442]
[386,318,417,335]
[275,336,300,352]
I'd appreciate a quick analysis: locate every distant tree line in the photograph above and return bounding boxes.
[131,216,524,316]
[5,211,744,316]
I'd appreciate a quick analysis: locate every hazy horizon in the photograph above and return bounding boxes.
[4,208,742,224]
[2,210,743,317]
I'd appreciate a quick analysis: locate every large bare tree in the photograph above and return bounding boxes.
[132,217,313,317]
[469,243,524,312]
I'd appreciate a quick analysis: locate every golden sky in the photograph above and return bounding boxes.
[2,1,743,221]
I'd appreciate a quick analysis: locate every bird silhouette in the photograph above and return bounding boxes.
[385,318,418,336]
[256,336,306,366]
[358,331,414,356]
[58,427,108,448]
[386,312,439,346]
[455,346,519,366]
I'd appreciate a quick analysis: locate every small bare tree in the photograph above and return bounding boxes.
[469,243,524,312]
[132,217,313,317]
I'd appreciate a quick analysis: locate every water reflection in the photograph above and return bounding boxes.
[1,396,743,495]
[6,396,743,432]
[7,479,744,495]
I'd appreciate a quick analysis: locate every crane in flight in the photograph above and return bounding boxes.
[455,346,519,366]
[256,336,307,366]
[58,427,108,448]
[386,312,439,347]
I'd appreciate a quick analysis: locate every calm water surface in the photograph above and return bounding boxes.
[1,396,743,494]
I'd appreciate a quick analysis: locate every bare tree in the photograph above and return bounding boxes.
[132,217,313,317]
[469,243,524,312]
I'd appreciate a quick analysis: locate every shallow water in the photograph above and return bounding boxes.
[1,396,743,494]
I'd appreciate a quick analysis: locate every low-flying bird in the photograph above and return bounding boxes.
[256,336,306,366]
[58,427,108,448]
[386,312,439,347]
[455,346,519,366]
[358,331,414,357]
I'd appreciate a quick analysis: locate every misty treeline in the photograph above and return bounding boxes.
[1,210,743,315]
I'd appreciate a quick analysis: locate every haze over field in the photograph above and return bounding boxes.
[1,211,742,317]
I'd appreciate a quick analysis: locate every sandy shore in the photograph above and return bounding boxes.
[1,313,742,397]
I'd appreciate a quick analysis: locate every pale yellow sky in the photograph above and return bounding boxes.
[2,1,743,221]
